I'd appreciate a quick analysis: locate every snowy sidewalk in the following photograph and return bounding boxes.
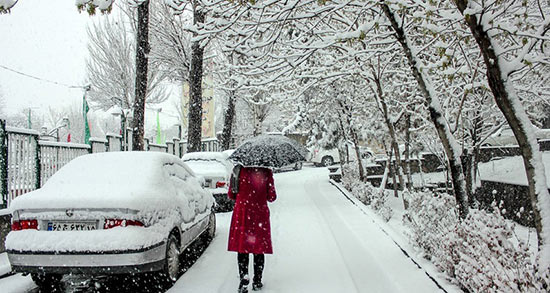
[168,167,453,293]
[0,252,12,277]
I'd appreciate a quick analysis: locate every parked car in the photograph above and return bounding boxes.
[273,138,310,172]
[182,151,234,212]
[310,143,374,167]
[483,126,550,146]
[6,152,215,290]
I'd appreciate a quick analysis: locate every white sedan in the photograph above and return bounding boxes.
[6,152,215,290]
[182,152,234,212]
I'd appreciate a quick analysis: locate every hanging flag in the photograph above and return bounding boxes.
[156,110,162,144]
[83,96,91,144]
[66,119,71,143]
[27,108,32,129]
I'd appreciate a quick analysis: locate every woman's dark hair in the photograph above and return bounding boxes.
[230,165,242,194]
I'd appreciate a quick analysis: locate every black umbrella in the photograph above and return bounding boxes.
[229,135,307,168]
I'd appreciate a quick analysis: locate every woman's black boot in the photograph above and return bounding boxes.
[252,277,263,291]
[238,276,249,293]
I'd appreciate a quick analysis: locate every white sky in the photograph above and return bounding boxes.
[0,1,181,132]
[0,0,93,115]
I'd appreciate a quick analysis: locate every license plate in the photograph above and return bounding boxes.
[47,222,97,231]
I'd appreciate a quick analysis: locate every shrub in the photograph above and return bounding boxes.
[405,191,543,292]
[341,162,393,221]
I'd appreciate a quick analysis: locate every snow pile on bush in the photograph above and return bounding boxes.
[341,163,393,222]
[404,191,545,292]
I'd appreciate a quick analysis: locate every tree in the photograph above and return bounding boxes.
[149,1,192,82]
[85,3,169,150]
[132,0,151,151]
[186,1,207,153]
[454,0,550,272]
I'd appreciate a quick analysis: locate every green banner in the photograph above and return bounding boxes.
[83,96,91,145]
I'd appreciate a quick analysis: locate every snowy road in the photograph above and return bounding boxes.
[0,167,446,292]
[168,167,444,293]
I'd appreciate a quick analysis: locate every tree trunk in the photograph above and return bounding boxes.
[132,0,150,151]
[455,0,550,266]
[352,133,365,181]
[379,147,392,197]
[221,93,236,150]
[404,111,413,188]
[470,113,483,195]
[462,148,473,203]
[187,7,206,153]
[373,74,406,192]
[337,100,365,180]
[381,3,469,219]
[391,148,399,198]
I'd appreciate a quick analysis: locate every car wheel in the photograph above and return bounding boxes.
[294,162,303,170]
[31,273,63,291]
[321,156,334,167]
[161,234,180,284]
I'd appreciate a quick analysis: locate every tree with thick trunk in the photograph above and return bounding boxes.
[455,0,550,270]
[381,2,469,219]
[132,0,150,151]
[187,5,206,153]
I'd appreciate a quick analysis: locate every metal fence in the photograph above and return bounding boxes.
[0,119,219,209]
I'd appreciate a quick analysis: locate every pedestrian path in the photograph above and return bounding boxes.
[168,167,447,293]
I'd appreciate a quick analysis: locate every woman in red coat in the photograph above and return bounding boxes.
[228,166,277,292]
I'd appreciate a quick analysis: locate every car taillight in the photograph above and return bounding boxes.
[216,181,226,188]
[12,219,38,231]
[104,219,144,229]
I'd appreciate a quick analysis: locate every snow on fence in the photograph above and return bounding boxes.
[4,126,40,208]
[0,119,219,209]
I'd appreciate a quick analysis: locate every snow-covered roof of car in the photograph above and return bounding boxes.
[10,152,212,212]
[184,160,231,178]
[182,151,229,161]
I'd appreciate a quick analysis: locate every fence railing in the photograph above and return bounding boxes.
[0,119,219,209]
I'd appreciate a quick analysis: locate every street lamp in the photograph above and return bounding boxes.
[41,118,69,142]
[111,97,132,151]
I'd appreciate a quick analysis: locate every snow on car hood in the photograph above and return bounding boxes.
[9,152,213,216]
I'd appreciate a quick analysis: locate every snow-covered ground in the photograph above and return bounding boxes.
[168,167,458,293]
[0,166,460,292]
[479,152,550,186]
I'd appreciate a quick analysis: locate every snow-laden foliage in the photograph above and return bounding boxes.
[404,191,548,292]
[85,5,169,111]
[76,0,114,15]
[341,163,393,222]
[0,0,16,13]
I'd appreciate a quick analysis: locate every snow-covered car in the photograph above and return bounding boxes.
[310,144,374,167]
[273,161,305,172]
[182,151,234,212]
[6,152,215,289]
[483,126,550,146]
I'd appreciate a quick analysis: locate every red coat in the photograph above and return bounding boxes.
[228,167,277,254]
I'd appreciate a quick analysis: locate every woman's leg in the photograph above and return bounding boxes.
[238,253,250,281]
[253,254,265,286]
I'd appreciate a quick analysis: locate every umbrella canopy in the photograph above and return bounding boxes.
[229,135,307,168]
